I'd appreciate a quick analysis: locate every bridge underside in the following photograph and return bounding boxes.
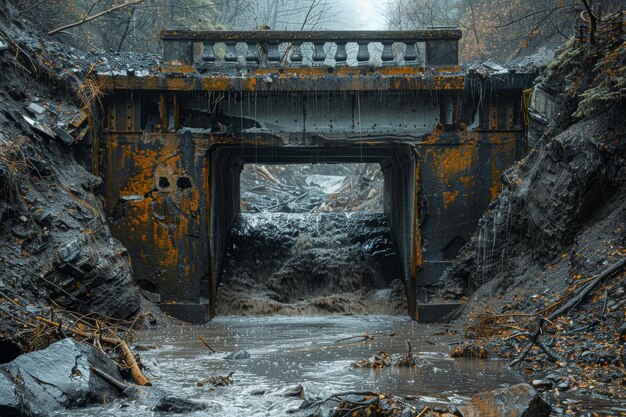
[94,48,532,322]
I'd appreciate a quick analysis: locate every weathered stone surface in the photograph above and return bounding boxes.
[0,372,20,416]
[0,338,122,416]
[457,383,551,417]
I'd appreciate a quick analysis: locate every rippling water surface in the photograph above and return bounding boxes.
[67,315,524,416]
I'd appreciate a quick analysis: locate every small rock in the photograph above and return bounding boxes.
[59,239,82,263]
[557,382,570,391]
[52,126,75,146]
[141,289,161,303]
[225,350,250,360]
[11,225,29,238]
[614,287,625,297]
[546,373,563,383]
[531,379,553,390]
[27,103,46,116]
[458,383,551,417]
[151,396,208,413]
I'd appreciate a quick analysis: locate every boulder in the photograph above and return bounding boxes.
[457,383,551,417]
[0,338,122,416]
[0,372,21,416]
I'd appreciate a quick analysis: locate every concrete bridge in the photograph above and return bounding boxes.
[91,30,535,323]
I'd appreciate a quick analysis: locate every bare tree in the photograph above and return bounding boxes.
[385,0,622,62]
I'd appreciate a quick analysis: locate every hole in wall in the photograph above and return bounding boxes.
[158,177,171,189]
[177,177,192,190]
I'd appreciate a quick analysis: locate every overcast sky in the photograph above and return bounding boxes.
[327,0,387,30]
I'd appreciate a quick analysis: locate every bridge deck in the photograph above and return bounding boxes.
[96,65,466,92]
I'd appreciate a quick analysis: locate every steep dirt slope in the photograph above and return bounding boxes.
[0,3,141,357]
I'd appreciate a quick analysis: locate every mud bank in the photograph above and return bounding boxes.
[218,212,407,315]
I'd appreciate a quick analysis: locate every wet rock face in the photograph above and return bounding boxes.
[218,212,406,315]
[471,119,613,287]
[444,115,624,295]
[0,338,122,416]
[458,383,551,417]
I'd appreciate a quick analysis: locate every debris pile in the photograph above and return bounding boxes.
[218,212,406,315]
[240,163,383,213]
[197,371,234,388]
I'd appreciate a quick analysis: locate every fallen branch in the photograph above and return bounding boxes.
[416,406,430,417]
[334,333,374,344]
[198,336,216,353]
[48,1,144,35]
[35,316,151,386]
[306,391,384,409]
[262,191,309,212]
[91,367,146,399]
[547,258,626,321]
[508,318,562,366]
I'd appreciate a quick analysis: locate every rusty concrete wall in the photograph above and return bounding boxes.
[101,132,212,322]
[97,87,527,323]
[416,130,522,293]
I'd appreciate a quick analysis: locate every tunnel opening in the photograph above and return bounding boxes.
[209,144,420,318]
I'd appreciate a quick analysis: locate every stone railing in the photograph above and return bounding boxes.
[161,30,461,68]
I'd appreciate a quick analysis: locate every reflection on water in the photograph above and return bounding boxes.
[64,316,523,416]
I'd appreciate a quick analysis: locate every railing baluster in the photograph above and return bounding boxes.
[356,42,370,65]
[267,42,281,65]
[224,41,238,63]
[290,42,303,63]
[312,42,326,65]
[163,39,193,65]
[334,42,347,66]
[404,42,418,65]
[245,42,259,65]
[202,42,217,63]
[381,42,394,64]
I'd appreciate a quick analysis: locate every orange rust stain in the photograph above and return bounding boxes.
[443,190,460,209]
[429,143,477,188]
[412,162,422,273]
[488,133,517,201]
[458,175,476,189]
[107,133,206,275]
[160,65,197,74]
[96,69,465,92]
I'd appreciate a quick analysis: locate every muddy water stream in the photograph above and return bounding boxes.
[66,315,523,416]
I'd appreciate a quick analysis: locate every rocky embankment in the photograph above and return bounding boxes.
[0,4,154,415]
[0,0,142,354]
[442,15,626,412]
